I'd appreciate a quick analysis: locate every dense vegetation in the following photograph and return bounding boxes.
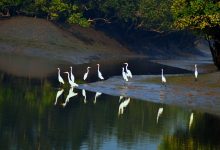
[0,0,220,68]
[172,0,220,69]
[0,0,173,30]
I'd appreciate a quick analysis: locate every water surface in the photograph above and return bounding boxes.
[0,72,220,149]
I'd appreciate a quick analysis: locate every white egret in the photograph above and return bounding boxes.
[97,64,104,80]
[194,64,198,81]
[156,107,163,124]
[62,87,78,107]
[64,72,78,87]
[82,89,87,103]
[83,67,91,80]
[57,68,64,85]
[124,63,132,78]
[118,97,130,115]
[94,92,102,104]
[161,69,166,84]
[119,96,124,103]
[122,67,128,82]
[189,112,194,130]
[54,88,64,105]
[70,66,75,82]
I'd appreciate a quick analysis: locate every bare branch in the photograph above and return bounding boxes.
[88,18,111,24]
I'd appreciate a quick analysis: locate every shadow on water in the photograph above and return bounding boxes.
[0,73,220,149]
[46,58,191,85]
[0,54,191,83]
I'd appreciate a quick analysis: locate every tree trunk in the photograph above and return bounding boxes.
[208,40,220,69]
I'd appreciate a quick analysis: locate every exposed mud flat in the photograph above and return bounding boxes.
[77,72,220,116]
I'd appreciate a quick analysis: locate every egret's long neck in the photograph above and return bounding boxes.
[195,66,197,71]
[70,67,72,73]
[162,70,163,76]
[58,69,60,76]
[67,73,71,82]
[126,64,128,70]
[97,65,100,72]
[87,68,89,73]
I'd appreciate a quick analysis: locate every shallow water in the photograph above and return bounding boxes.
[0,71,220,150]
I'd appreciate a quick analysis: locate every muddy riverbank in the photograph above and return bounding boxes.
[0,16,215,78]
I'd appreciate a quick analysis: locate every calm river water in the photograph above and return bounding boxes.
[0,58,220,149]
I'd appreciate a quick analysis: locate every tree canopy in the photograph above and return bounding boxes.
[171,0,220,69]
[0,0,173,30]
[171,0,220,38]
[0,0,219,33]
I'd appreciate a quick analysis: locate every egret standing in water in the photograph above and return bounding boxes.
[70,66,75,82]
[83,67,91,80]
[122,67,128,82]
[97,64,104,80]
[161,69,166,85]
[194,64,198,81]
[64,72,78,87]
[124,63,132,78]
[57,68,64,85]
[82,89,87,103]
[94,92,102,104]
[54,88,64,105]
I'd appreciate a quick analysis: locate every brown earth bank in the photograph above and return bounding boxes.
[0,16,215,78]
[0,16,133,62]
[0,16,135,77]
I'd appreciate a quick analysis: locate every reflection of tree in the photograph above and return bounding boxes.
[159,113,220,150]
[1,73,220,149]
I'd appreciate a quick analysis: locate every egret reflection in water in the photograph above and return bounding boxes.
[94,92,102,104]
[62,87,78,107]
[82,89,87,104]
[119,96,124,103]
[156,107,163,124]
[118,97,130,116]
[54,88,64,105]
[189,112,194,130]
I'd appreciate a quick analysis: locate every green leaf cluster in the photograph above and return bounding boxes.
[2,0,218,34]
[171,0,220,31]
[0,0,90,27]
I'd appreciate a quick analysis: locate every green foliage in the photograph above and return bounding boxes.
[68,13,91,27]
[0,0,90,27]
[2,0,206,32]
[0,0,176,31]
[0,0,23,12]
[83,0,173,31]
[171,0,220,31]
[47,0,69,20]
[137,0,173,30]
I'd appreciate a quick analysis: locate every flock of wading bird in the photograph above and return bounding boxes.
[55,63,198,121]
